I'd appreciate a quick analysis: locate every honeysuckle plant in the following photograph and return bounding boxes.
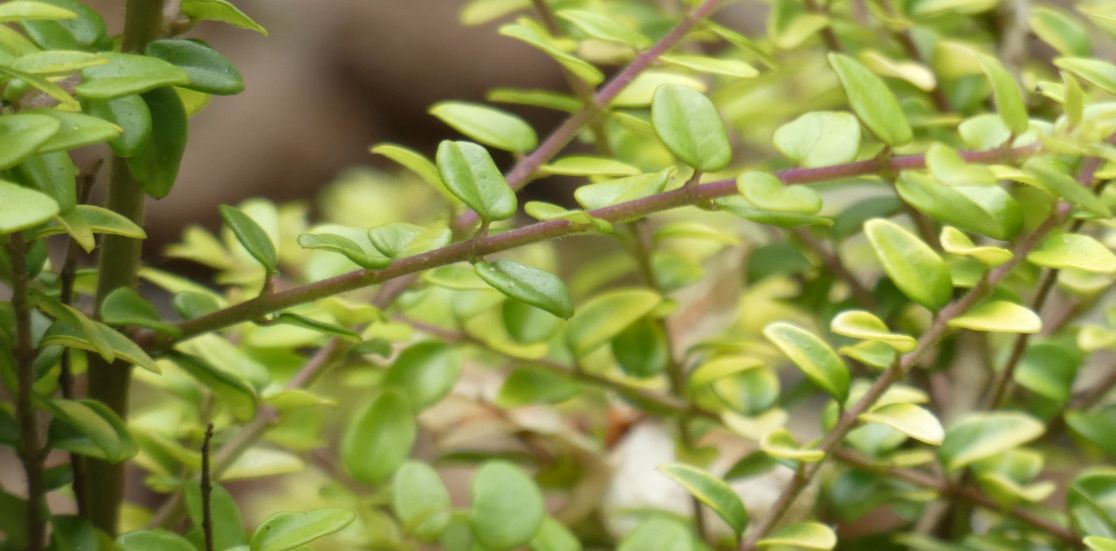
[4,0,1116,549]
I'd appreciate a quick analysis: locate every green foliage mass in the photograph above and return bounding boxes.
[3,0,1116,550]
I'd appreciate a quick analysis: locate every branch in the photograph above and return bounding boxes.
[154,144,1039,348]
[454,0,726,229]
[7,233,46,551]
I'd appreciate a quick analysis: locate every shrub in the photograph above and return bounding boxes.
[2,0,1116,549]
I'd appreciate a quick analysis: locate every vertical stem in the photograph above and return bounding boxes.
[8,233,46,551]
[200,423,215,551]
[83,0,165,535]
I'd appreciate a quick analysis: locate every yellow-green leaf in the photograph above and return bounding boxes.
[430,101,538,154]
[660,463,748,535]
[763,322,849,401]
[828,53,912,146]
[948,300,1041,334]
[977,54,1029,135]
[830,310,916,352]
[651,84,731,172]
[860,403,945,445]
[864,218,953,310]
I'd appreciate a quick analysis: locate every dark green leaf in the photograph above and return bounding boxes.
[497,367,580,407]
[146,39,245,95]
[12,151,75,213]
[184,482,247,550]
[18,0,105,50]
[475,260,573,318]
[126,87,188,199]
[219,204,277,272]
[85,94,152,158]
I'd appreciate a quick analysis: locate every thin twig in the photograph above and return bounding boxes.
[200,423,215,551]
[793,227,878,308]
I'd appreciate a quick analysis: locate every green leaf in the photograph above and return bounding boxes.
[763,322,849,401]
[12,151,75,213]
[541,156,640,177]
[939,412,1044,471]
[126,87,188,198]
[660,463,749,535]
[939,227,1013,267]
[660,54,759,78]
[100,288,177,335]
[76,52,189,100]
[85,94,152,158]
[0,113,60,169]
[827,53,912,146]
[773,111,860,168]
[1027,233,1116,274]
[43,318,158,372]
[9,50,104,75]
[371,143,453,201]
[565,288,660,357]
[1055,57,1116,95]
[498,21,603,85]
[618,518,692,551]
[897,172,1022,240]
[47,398,137,463]
[0,180,59,234]
[1066,406,1116,456]
[0,64,78,108]
[737,171,821,214]
[651,84,731,171]
[575,168,669,209]
[1086,536,1116,551]
[555,9,649,47]
[166,352,257,421]
[297,232,389,269]
[489,87,580,112]
[250,508,355,551]
[430,101,537,154]
[117,530,194,551]
[1015,341,1081,404]
[757,522,836,550]
[761,427,824,462]
[368,223,451,258]
[497,367,580,407]
[0,1,75,22]
[1025,157,1112,219]
[475,260,573,318]
[435,140,516,222]
[184,482,247,550]
[977,54,1029,135]
[18,0,104,50]
[611,317,669,378]
[272,312,360,341]
[382,342,462,410]
[864,218,953,310]
[181,0,268,35]
[830,310,917,352]
[145,39,244,95]
[1068,470,1116,539]
[924,143,997,186]
[27,108,121,153]
[470,461,546,551]
[341,389,416,485]
[1030,8,1091,56]
[860,403,945,445]
[948,300,1041,334]
[529,518,581,551]
[220,204,278,272]
[392,461,452,542]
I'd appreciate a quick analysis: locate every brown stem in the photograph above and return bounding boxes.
[8,233,46,551]
[200,423,215,551]
[155,144,1039,349]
